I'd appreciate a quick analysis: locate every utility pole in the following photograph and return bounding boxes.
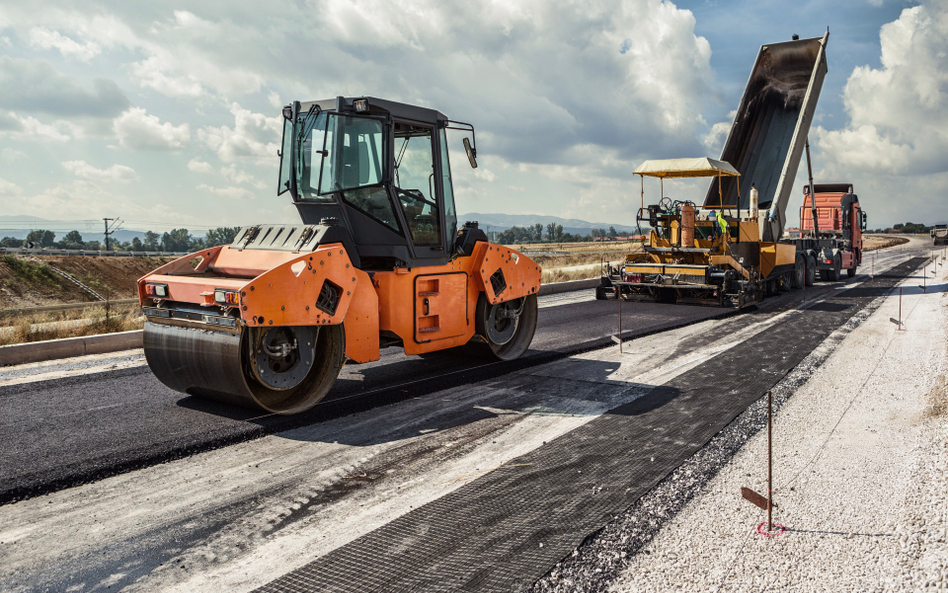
[103,218,122,251]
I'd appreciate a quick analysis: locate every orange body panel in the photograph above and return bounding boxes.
[140,241,540,361]
[343,273,380,363]
[374,260,479,355]
[469,242,542,304]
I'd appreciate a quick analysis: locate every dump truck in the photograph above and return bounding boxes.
[598,32,829,306]
[932,224,948,246]
[139,97,541,414]
[789,182,867,281]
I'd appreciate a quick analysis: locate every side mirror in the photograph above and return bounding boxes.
[463,137,477,169]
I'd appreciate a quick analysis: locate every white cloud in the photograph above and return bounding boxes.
[0,111,77,141]
[197,183,256,200]
[28,27,100,61]
[131,54,203,98]
[0,1,717,226]
[221,164,267,189]
[1,148,26,162]
[0,177,22,196]
[0,57,129,117]
[8,181,204,225]
[63,160,139,183]
[817,3,948,177]
[188,158,213,173]
[814,0,948,225]
[702,110,737,156]
[473,168,497,183]
[113,107,190,150]
[126,11,265,98]
[198,103,280,162]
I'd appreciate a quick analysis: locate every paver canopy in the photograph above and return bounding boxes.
[633,158,740,179]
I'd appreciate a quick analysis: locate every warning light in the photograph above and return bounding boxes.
[145,283,168,298]
[214,289,239,305]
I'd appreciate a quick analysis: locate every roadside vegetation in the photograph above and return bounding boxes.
[2,255,66,289]
[0,302,142,346]
[863,235,910,251]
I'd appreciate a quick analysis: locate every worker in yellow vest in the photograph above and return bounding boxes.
[716,210,728,239]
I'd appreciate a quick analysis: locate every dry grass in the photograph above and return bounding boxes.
[0,303,143,346]
[522,241,643,283]
[925,375,947,419]
[863,235,910,251]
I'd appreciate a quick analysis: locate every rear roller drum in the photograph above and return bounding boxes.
[144,321,345,415]
[474,294,538,361]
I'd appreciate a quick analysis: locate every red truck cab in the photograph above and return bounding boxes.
[800,183,867,278]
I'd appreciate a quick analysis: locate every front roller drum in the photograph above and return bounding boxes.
[143,321,345,414]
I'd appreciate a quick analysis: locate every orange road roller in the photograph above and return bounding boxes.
[138,96,541,414]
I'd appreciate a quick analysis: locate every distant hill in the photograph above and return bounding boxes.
[459,213,638,236]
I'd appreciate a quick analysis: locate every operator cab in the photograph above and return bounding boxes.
[278,96,477,270]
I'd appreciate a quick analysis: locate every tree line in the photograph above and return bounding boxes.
[491,223,631,244]
[0,227,241,252]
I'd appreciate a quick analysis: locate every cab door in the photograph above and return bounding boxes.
[413,273,468,344]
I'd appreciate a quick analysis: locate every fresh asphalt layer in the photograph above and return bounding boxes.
[0,292,735,504]
[253,258,925,593]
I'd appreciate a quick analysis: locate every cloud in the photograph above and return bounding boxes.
[198,103,281,162]
[473,168,497,183]
[0,177,22,196]
[113,107,190,150]
[28,27,100,61]
[0,57,129,117]
[0,1,717,226]
[126,11,265,98]
[188,158,213,173]
[0,111,77,141]
[1,148,26,161]
[702,110,737,156]
[197,183,256,200]
[813,0,948,225]
[63,160,139,183]
[7,180,205,226]
[221,164,267,189]
[816,3,948,177]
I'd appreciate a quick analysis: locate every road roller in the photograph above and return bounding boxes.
[138,96,541,414]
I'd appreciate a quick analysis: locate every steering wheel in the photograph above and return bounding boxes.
[659,197,673,211]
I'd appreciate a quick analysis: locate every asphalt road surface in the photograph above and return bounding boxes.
[0,236,933,593]
[0,287,736,504]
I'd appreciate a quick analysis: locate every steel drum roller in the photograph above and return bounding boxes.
[144,321,345,414]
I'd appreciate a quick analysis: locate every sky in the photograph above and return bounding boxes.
[0,0,945,236]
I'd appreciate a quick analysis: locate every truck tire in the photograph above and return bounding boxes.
[847,264,856,278]
[805,254,816,286]
[790,254,805,289]
[595,285,615,300]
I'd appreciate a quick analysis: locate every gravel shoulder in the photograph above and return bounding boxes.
[598,255,948,591]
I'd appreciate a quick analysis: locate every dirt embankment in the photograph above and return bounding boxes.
[0,255,171,309]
